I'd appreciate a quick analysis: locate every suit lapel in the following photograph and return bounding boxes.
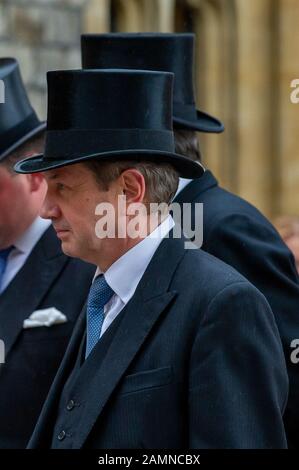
[0,226,69,355]
[173,170,218,204]
[73,234,186,448]
[74,291,176,447]
[31,290,176,449]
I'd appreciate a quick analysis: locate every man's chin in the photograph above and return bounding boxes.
[59,241,76,258]
[60,240,87,261]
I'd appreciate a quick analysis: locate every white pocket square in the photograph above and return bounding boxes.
[23,307,67,329]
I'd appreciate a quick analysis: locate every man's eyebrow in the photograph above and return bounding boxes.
[48,173,59,180]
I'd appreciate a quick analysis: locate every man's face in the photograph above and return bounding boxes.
[41,163,122,265]
[0,165,33,248]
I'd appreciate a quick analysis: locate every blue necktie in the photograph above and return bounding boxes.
[85,275,114,358]
[0,247,13,291]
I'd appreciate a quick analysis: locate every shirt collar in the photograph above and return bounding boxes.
[94,215,175,305]
[14,217,52,255]
[174,177,193,199]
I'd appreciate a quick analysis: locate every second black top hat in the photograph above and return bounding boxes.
[81,33,224,133]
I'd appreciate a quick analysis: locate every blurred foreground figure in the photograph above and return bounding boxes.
[81,33,299,448]
[0,58,94,448]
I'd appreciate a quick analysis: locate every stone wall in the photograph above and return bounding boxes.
[0,0,90,118]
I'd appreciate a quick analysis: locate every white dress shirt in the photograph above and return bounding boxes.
[174,177,192,198]
[0,217,52,294]
[94,214,175,337]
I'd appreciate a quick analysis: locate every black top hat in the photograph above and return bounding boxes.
[15,69,204,178]
[0,58,46,162]
[81,33,224,133]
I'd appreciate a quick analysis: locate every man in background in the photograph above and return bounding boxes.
[81,32,299,448]
[0,58,95,448]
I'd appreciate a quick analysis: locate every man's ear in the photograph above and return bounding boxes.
[26,172,47,193]
[120,169,146,204]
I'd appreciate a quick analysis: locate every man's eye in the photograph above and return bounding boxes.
[56,183,65,191]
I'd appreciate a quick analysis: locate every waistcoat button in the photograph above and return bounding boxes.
[57,430,66,441]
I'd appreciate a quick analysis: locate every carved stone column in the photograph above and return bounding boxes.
[277,0,299,216]
[235,0,274,216]
[84,0,111,33]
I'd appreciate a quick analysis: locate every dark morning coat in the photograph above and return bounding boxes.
[0,225,95,448]
[174,170,299,448]
[27,234,288,449]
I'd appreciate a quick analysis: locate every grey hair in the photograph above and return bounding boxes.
[84,159,179,207]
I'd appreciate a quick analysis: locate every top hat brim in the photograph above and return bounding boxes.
[174,109,224,133]
[0,122,46,161]
[14,148,205,179]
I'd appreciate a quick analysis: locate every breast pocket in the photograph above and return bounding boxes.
[120,366,173,395]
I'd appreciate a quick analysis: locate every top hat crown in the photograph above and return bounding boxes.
[0,58,45,161]
[15,68,204,178]
[81,33,224,133]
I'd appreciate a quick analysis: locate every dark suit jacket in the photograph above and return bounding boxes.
[28,234,288,449]
[174,170,299,448]
[0,225,95,448]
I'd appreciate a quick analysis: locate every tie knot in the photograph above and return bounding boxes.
[88,275,114,309]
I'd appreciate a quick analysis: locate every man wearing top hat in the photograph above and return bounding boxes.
[0,58,95,448]
[16,67,288,449]
[81,33,299,448]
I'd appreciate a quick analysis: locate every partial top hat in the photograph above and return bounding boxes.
[0,58,46,161]
[81,33,224,133]
[15,69,204,178]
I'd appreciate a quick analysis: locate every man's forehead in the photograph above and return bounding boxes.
[42,164,84,180]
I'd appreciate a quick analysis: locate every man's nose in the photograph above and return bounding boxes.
[40,197,61,220]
